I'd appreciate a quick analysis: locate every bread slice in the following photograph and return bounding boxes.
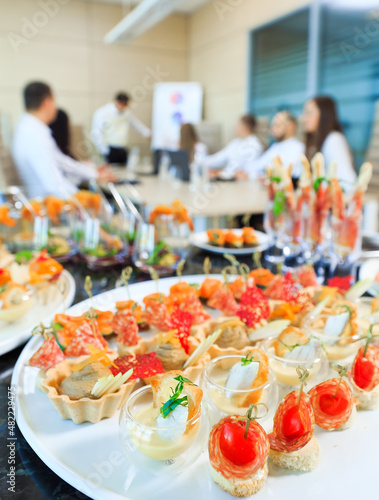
[269,435,320,472]
[336,404,357,431]
[150,370,203,420]
[355,385,379,411]
[210,462,268,497]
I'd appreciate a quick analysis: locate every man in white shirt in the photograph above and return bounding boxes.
[203,115,263,179]
[91,92,151,164]
[237,111,305,180]
[12,82,114,199]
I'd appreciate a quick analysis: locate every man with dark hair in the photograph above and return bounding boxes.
[236,110,305,180]
[12,81,115,198]
[23,81,52,110]
[203,114,263,179]
[91,91,151,164]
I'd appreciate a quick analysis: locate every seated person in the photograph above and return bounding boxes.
[303,95,356,189]
[49,108,76,159]
[237,111,305,180]
[179,123,208,163]
[12,82,115,199]
[203,114,263,179]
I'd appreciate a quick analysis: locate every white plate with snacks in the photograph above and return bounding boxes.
[12,274,379,500]
[190,229,270,255]
[0,270,75,355]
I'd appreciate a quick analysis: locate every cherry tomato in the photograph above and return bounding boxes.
[219,421,256,466]
[319,390,349,416]
[353,354,375,391]
[281,406,305,443]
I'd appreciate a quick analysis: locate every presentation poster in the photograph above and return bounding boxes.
[152,82,203,150]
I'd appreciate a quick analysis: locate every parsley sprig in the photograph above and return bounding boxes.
[160,375,196,419]
[241,352,260,366]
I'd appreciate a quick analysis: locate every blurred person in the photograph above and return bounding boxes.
[203,114,263,179]
[303,95,357,187]
[49,108,76,158]
[179,123,207,163]
[12,82,114,199]
[91,92,151,164]
[236,111,304,180]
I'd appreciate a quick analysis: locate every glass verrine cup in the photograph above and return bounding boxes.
[202,355,278,430]
[132,219,189,277]
[331,214,362,263]
[119,385,209,476]
[263,199,286,263]
[0,186,48,252]
[260,337,328,390]
[303,314,363,363]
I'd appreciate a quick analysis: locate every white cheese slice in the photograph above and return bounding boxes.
[324,312,350,338]
[156,404,189,442]
[225,361,260,391]
[283,340,318,361]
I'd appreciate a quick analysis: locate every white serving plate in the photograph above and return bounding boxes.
[359,258,379,296]
[13,275,379,500]
[0,270,75,355]
[190,229,270,255]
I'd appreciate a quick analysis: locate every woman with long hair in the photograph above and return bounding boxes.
[49,109,76,159]
[179,123,207,163]
[303,96,356,187]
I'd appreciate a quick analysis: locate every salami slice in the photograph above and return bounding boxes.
[112,310,140,347]
[308,379,354,430]
[180,296,211,325]
[269,391,314,452]
[29,336,65,371]
[209,417,269,480]
[143,302,172,331]
[351,346,379,392]
[207,286,239,316]
[170,308,193,353]
[64,322,108,357]
[110,352,164,380]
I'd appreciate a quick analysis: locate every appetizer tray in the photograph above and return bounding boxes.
[190,230,270,255]
[13,275,379,500]
[0,270,75,356]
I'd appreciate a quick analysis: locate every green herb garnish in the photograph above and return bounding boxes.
[241,352,260,366]
[15,250,33,264]
[52,322,63,333]
[270,176,281,183]
[280,339,307,352]
[273,190,286,218]
[313,176,327,192]
[160,375,196,419]
[340,304,352,317]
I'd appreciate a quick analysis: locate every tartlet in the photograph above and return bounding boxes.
[42,357,135,424]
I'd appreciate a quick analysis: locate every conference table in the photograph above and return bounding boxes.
[113,173,268,224]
